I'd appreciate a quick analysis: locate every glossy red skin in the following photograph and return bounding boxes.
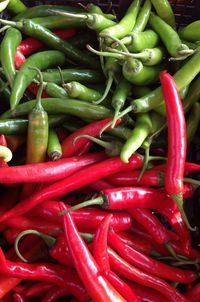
[160,70,186,195]
[108,231,197,283]
[185,283,200,301]
[108,247,190,302]
[49,237,74,268]
[62,211,126,302]
[128,282,169,302]
[25,282,53,297]
[42,286,69,302]
[0,153,143,222]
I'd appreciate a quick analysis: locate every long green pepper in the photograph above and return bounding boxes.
[47,129,62,161]
[0,28,22,87]
[9,50,65,110]
[133,0,152,32]
[186,102,200,145]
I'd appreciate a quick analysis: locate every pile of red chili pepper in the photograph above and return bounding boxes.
[0,0,200,301]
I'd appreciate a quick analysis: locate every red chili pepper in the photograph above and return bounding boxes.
[27,82,48,98]
[151,162,200,174]
[13,293,26,302]
[0,153,142,222]
[42,286,69,302]
[0,152,105,184]
[32,200,132,232]
[160,70,191,229]
[61,118,121,158]
[90,179,114,191]
[62,206,126,302]
[49,236,74,268]
[25,282,53,297]
[0,248,87,301]
[108,247,190,302]
[107,170,164,187]
[108,230,197,283]
[129,208,179,245]
[15,51,26,69]
[128,282,169,302]
[185,282,200,302]
[4,228,21,244]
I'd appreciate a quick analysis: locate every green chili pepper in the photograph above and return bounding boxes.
[29,15,86,30]
[86,3,116,21]
[100,0,141,42]
[42,69,103,85]
[186,102,200,145]
[47,129,62,161]
[133,0,151,32]
[44,82,68,99]
[183,75,200,114]
[7,0,27,14]
[133,86,151,97]
[121,30,160,53]
[149,13,193,59]
[0,27,22,88]
[150,0,176,28]
[26,68,48,164]
[0,19,100,69]
[130,51,200,113]
[9,50,65,110]
[67,31,92,49]
[14,4,83,21]
[108,125,132,141]
[120,112,152,163]
[2,99,112,120]
[111,78,132,128]
[179,21,200,42]
[0,115,66,135]
[122,58,163,85]
[0,77,11,102]
[63,81,102,103]
[49,10,116,33]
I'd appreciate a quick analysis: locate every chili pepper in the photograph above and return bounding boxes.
[11,51,66,109]
[0,19,100,70]
[0,154,143,222]
[185,282,200,302]
[160,70,192,231]
[186,102,200,145]
[42,287,69,302]
[2,98,112,121]
[107,170,164,187]
[131,51,200,114]
[0,248,87,301]
[64,81,102,103]
[128,282,169,302]
[84,3,116,21]
[179,20,200,42]
[12,293,26,302]
[183,75,200,114]
[62,207,126,302]
[44,82,68,99]
[42,68,103,85]
[16,29,76,57]
[26,282,53,297]
[122,58,163,85]
[120,30,159,52]
[0,115,66,136]
[90,180,114,191]
[100,0,141,41]
[32,200,133,232]
[50,10,116,32]
[149,13,193,58]
[111,78,132,128]
[150,0,175,28]
[15,51,26,69]
[93,214,112,272]
[129,208,179,245]
[120,113,152,163]
[26,68,48,164]
[47,129,62,161]
[0,28,22,88]
[61,118,120,158]
[0,152,105,184]
[7,0,27,14]
[108,125,132,140]
[108,247,190,302]
[108,230,196,283]
[14,5,83,21]
[29,15,86,30]
[133,0,151,32]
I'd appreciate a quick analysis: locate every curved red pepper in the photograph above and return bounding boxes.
[185,282,200,302]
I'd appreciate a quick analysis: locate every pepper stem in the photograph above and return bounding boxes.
[0,145,12,162]
[111,105,121,128]
[107,47,148,60]
[87,44,123,59]
[0,19,18,27]
[47,9,88,20]
[137,145,151,182]
[14,229,56,262]
[59,196,104,216]
[73,134,112,150]
[101,34,129,53]
[172,193,196,231]
[184,177,200,187]
[0,25,11,33]
[94,72,113,104]
[29,67,44,111]
[80,232,94,243]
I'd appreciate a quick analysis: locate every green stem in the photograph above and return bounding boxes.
[29,67,44,111]
[48,10,87,20]
[184,177,200,187]
[59,197,104,216]
[94,72,113,104]
[14,229,56,262]
[137,145,150,182]
[87,44,123,59]
[73,134,112,150]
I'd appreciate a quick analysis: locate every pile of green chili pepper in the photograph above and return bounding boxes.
[0,0,199,301]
